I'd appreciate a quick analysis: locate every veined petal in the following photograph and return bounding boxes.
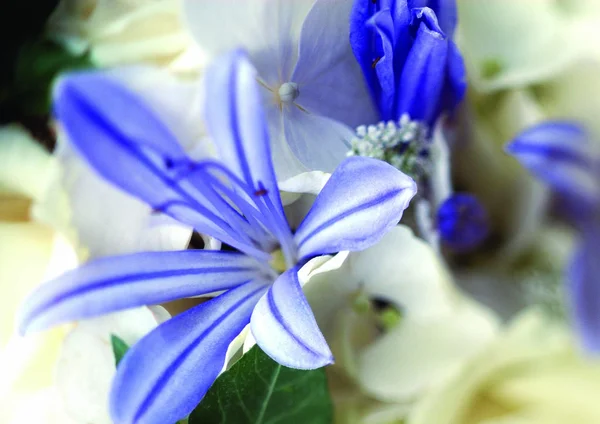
[349,0,382,107]
[282,105,355,173]
[367,8,399,121]
[54,138,193,258]
[251,268,332,369]
[569,223,600,354]
[205,50,288,225]
[53,72,261,254]
[411,0,457,37]
[110,281,267,424]
[295,156,416,260]
[292,0,378,128]
[397,8,449,125]
[441,40,467,114]
[183,0,313,85]
[506,121,600,212]
[19,250,262,334]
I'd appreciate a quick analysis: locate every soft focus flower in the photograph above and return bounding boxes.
[48,0,206,73]
[55,307,170,424]
[50,66,209,260]
[453,89,551,261]
[350,0,465,125]
[304,225,499,420]
[18,50,416,424]
[183,0,378,179]
[0,126,169,423]
[455,0,600,92]
[409,308,600,424]
[0,125,76,423]
[507,121,600,353]
[453,0,600,262]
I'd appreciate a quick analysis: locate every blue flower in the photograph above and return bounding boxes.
[18,50,416,424]
[506,121,600,353]
[437,193,489,252]
[349,0,466,125]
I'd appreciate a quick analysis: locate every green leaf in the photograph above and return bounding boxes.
[1,38,93,124]
[189,345,333,424]
[110,334,130,367]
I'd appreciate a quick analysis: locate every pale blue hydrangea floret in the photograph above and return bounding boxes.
[507,121,600,354]
[17,50,417,424]
[183,0,379,179]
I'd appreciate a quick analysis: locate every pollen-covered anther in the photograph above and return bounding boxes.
[278,82,300,104]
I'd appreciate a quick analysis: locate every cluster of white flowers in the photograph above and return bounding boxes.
[349,115,429,178]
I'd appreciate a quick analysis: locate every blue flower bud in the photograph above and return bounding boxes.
[437,193,489,252]
[350,0,466,126]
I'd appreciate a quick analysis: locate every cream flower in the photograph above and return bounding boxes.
[0,126,171,423]
[301,225,499,421]
[454,89,550,261]
[409,308,600,424]
[456,0,600,92]
[48,0,206,73]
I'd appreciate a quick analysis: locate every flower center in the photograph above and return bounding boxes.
[270,248,288,274]
[278,82,299,104]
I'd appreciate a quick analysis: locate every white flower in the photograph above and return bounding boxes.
[302,225,499,417]
[456,0,600,92]
[55,307,170,424]
[409,308,600,424]
[48,0,207,73]
[0,126,172,423]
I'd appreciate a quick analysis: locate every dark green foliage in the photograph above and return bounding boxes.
[190,345,333,424]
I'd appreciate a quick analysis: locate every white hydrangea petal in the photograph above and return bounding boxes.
[304,226,500,401]
[456,0,581,91]
[50,67,213,258]
[56,307,167,424]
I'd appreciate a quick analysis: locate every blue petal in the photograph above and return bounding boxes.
[251,268,332,369]
[350,1,412,121]
[349,0,383,108]
[205,50,296,258]
[291,0,379,129]
[204,49,286,224]
[410,0,457,36]
[111,281,267,424]
[368,8,400,120]
[53,72,263,255]
[294,156,416,260]
[569,223,600,354]
[441,40,467,115]
[506,121,600,213]
[19,250,263,334]
[397,8,449,125]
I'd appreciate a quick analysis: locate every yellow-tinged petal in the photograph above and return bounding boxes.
[304,226,500,403]
[0,126,54,200]
[456,0,582,92]
[48,0,206,72]
[409,309,600,424]
[0,222,55,347]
